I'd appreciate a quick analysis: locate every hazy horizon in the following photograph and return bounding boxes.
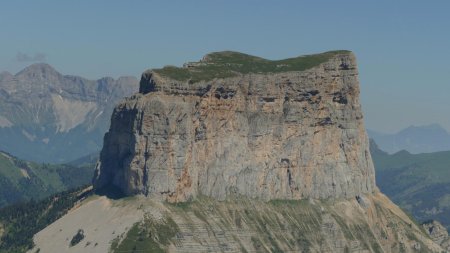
[1,0,449,133]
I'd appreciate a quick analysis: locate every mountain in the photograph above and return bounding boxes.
[28,51,444,252]
[368,124,450,154]
[0,63,138,163]
[0,150,94,207]
[94,50,376,201]
[371,139,450,231]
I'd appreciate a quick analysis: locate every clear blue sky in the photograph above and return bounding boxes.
[1,0,450,133]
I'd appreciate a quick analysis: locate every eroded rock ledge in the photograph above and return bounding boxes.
[93,51,376,202]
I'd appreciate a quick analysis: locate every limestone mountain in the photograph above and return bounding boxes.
[29,51,445,253]
[0,63,138,163]
[94,50,376,201]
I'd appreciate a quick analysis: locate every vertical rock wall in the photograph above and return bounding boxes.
[93,51,376,202]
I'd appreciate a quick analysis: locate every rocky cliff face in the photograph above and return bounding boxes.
[94,51,376,202]
[0,63,138,163]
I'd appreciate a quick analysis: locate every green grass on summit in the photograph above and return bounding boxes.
[153,50,351,83]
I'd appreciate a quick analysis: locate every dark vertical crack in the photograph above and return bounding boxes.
[287,168,293,189]
[143,135,149,196]
[138,110,145,135]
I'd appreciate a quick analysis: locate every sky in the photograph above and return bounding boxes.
[1,0,450,133]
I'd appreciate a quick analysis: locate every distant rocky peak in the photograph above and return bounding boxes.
[117,76,141,83]
[16,63,61,80]
[0,72,14,86]
[401,123,449,134]
[0,71,13,80]
[0,63,139,163]
[369,123,450,154]
[98,76,115,83]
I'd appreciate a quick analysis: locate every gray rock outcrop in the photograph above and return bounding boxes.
[423,220,450,251]
[93,51,376,202]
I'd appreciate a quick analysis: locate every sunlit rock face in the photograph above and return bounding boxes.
[94,51,376,202]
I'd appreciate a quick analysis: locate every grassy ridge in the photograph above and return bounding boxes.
[153,50,350,82]
[0,151,94,207]
[110,216,179,253]
[108,195,427,253]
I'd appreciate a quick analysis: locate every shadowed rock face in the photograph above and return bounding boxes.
[94,51,376,202]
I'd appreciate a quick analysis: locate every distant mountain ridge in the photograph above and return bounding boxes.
[370,139,450,231]
[0,150,93,207]
[368,124,450,154]
[0,63,138,163]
